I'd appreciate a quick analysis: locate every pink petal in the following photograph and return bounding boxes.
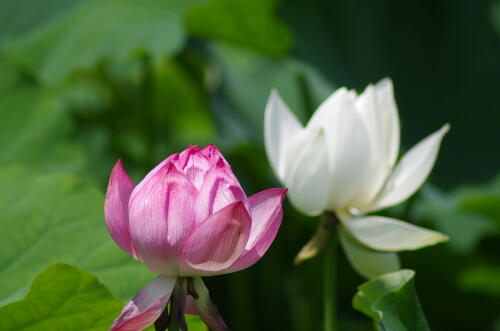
[200,144,227,164]
[185,277,229,331]
[110,275,176,331]
[131,154,179,196]
[181,201,251,274]
[195,157,249,224]
[225,188,287,272]
[176,145,211,189]
[245,188,287,249]
[104,160,138,259]
[128,162,198,275]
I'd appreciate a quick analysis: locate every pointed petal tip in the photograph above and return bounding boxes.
[375,77,393,89]
[269,88,280,99]
[201,144,217,153]
[108,160,131,190]
[105,158,137,257]
[264,89,303,181]
[266,187,288,199]
[293,246,317,265]
[436,232,450,243]
[266,89,286,112]
[379,77,393,83]
[441,122,451,134]
[201,144,226,163]
[347,216,450,252]
[293,213,333,265]
[369,122,449,211]
[110,159,130,180]
[184,145,201,155]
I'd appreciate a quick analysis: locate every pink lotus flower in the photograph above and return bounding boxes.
[105,145,287,331]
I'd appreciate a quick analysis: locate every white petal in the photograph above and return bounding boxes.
[264,89,303,179]
[307,87,356,128]
[374,78,400,167]
[346,216,449,251]
[351,79,401,208]
[282,126,330,216]
[307,88,372,210]
[371,124,449,211]
[339,226,400,279]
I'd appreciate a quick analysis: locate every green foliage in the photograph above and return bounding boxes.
[0,0,498,330]
[211,43,334,145]
[0,0,87,45]
[0,263,209,331]
[2,0,195,84]
[459,174,500,223]
[415,176,500,253]
[418,176,500,302]
[186,0,293,57]
[185,315,209,331]
[414,187,497,253]
[493,0,500,35]
[0,166,151,301]
[353,270,430,331]
[0,87,83,173]
[458,264,500,297]
[0,263,122,331]
[151,60,215,150]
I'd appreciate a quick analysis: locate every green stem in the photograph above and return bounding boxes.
[322,212,338,331]
[168,321,180,331]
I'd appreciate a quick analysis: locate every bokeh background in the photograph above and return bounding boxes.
[0,0,499,330]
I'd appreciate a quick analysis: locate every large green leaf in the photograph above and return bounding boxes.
[0,87,83,173]
[0,263,123,330]
[0,263,209,331]
[0,61,21,92]
[2,0,195,84]
[353,269,430,331]
[186,0,292,57]
[185,315,209,331]
[0,0,87,45]
[0,166,151,301]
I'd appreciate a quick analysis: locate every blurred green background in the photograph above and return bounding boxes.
[0,0,499,330]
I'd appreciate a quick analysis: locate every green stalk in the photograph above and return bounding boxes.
[168,321,180,331]
[322,212,338,331]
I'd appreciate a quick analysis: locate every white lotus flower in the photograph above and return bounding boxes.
[264,78,449,278]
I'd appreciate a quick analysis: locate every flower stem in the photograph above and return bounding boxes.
[168,321,180,331]
[322,212,338,331]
